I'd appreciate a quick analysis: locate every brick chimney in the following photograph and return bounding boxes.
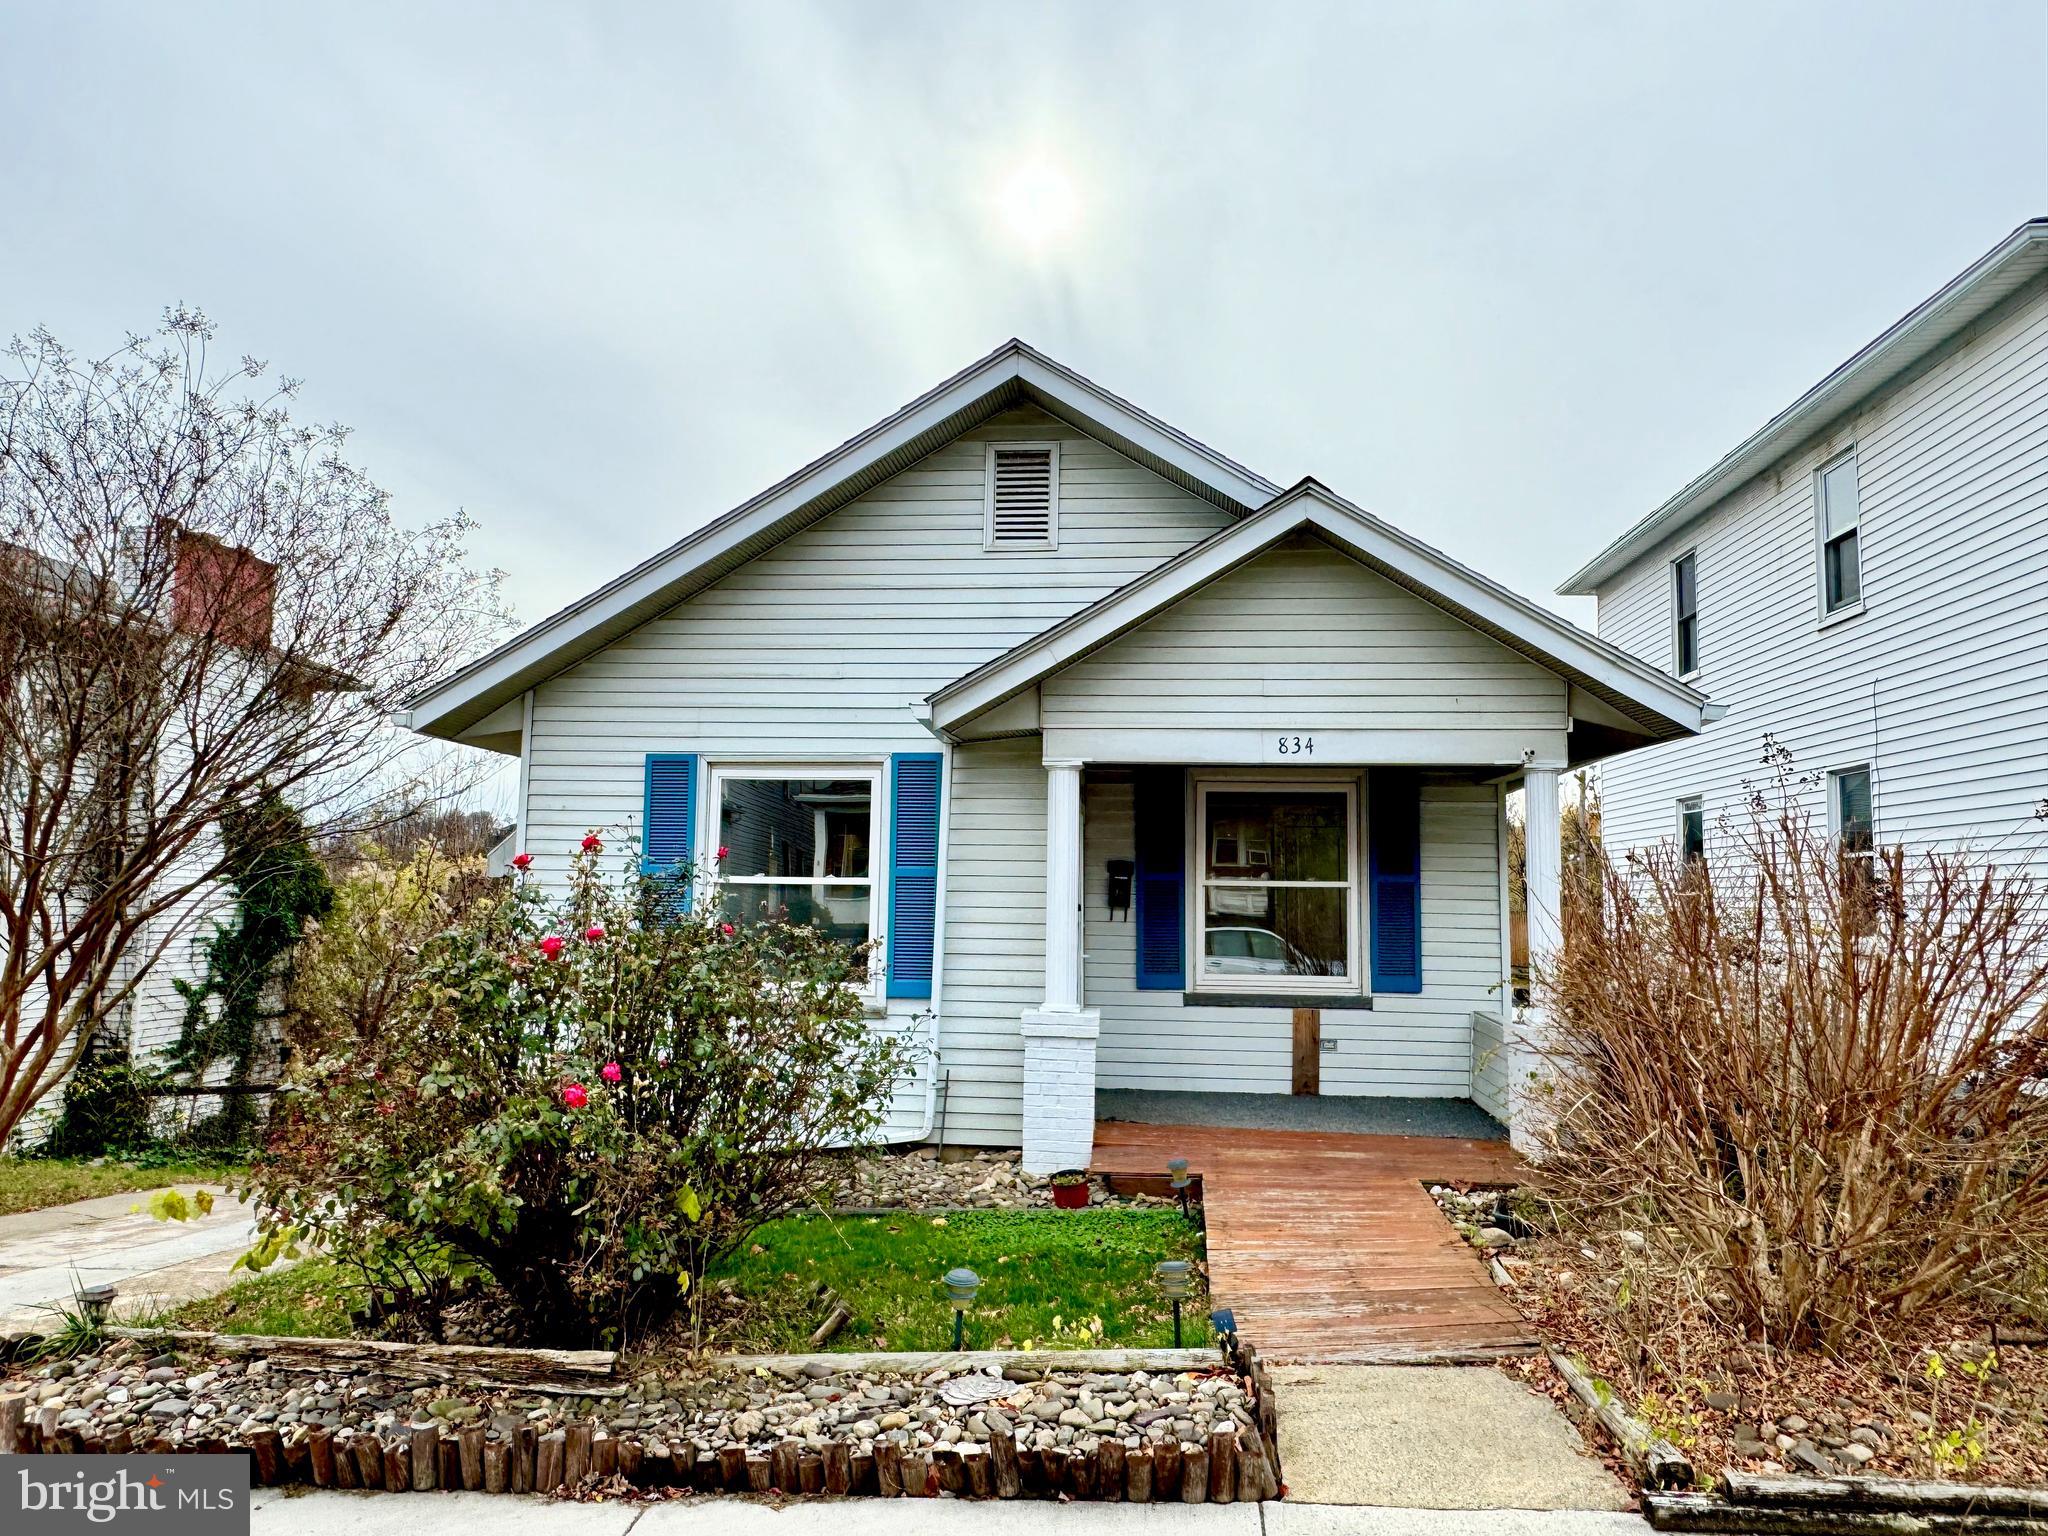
[171,528,276,649]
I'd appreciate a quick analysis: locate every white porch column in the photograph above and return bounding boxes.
[1021,759,1099,1174]
[1511,763,1563,1157]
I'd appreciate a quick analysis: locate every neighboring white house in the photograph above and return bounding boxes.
[402,343,1708,1166]
[1562,218,2048,874]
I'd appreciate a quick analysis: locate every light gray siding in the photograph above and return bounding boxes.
[1041,534,1568,758]
[521,407,1233,1144]
[1595,277,2048,874]
[1082,773,1506,1102]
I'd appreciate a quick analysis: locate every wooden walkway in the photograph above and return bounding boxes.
[1091,1120,1536,1365]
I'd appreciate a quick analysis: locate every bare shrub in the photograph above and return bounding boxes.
[1538,751,2048,1350]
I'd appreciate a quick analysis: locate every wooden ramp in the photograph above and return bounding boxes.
[1091,1119,1536,1365]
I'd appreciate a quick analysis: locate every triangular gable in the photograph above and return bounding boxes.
[924,480,1709,747]
[402,341,1280,742]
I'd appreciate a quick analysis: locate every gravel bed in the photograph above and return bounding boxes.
[832,1148,1177,1212]
[5,1335,1257,1473]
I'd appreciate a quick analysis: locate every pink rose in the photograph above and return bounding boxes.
[585,924,606,942]
[511,852,532,871]
[720,922,735,937]
[601,1061,622,1084]
[562,1083,588,1110]
[538,935,565,960]
[581,833,603,853]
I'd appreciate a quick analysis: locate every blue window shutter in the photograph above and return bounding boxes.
[1370,769,1422,994]
[1134,769,1185,991]
[887,753,943,999]
[642,753,698,911]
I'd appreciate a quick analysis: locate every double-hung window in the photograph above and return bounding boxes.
[1818,453,1863,615]
[1671,550,1699,676]
[1194,778,1359,992]
[711,766,881,992]
[1829,764,1876,926]
[1677,795,1705,862]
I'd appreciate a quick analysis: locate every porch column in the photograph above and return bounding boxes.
[1511,763,1563,1157]
[1020,759,1099,1174]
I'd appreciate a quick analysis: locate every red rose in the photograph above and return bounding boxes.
[601,1061,623,1084]
[511,852,533,871]
[717,845,729,861]
[562,1083,589,1110]
[585,924,606,942]
[581,833,603,853]
[538,935,566,960]
[720,922,735,937]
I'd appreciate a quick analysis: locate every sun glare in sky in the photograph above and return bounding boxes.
[993,154,1083,254]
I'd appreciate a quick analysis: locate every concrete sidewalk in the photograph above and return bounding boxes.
[249,1490,1648,1535]
[0,1183,256,1332]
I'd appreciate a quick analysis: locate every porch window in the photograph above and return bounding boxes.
[1194,780,1359,992]
[711,766,880,989]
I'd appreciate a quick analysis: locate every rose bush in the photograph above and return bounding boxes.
[246,836,913,1345]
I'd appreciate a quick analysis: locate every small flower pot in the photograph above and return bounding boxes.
[1051,1174,1091,1209]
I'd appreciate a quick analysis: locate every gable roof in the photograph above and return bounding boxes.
[1561,217,2048,596]
[401,340,1280,742]
[925,479,1709,745]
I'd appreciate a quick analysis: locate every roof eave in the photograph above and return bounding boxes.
[1560,217,2048,597]
[404,340,1279,741]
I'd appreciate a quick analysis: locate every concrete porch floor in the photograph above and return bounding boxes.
[1097,1090,1507,1142]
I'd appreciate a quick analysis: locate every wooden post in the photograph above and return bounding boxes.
[512,1425,537,1494]
[282,1429,311,1483]
[384,1437,410,1493]
[1156,1440,1182,1500]
[459,1425,486,1490]
[0,1395,25,1455]
[1292,1008,1321,1095]
[990,1429,1022,1498]
[563,1422,591,1488]
[933,1446,963,1494]
[592,1432,617,1482]
[535,1430,565,1491]
[410,1425,439,1490]
[484,1439,509,1494]
[851,1450,875,1494]
[1097,1438,1126,1501]
[875,1436,903,1496]
[333,1436,360,1489]
[771,1440,800,1492]
[307,1427,336,1487]
[354,1432,385,1490]
[744,1452,772,1492]
[823,1441,853,1495]
[717,1445,747,1490]
[1126,1444,1155,1502]
[901,1452,932,1497]
[1181,1442,1209,1503]
[1069,1446,1095,1500]
[963,1444,992,1498]
[799,1449,824,1494]
[1208,1428,1236,1502]
[616,1437,642,1486]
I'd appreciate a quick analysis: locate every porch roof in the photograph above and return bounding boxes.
[923,479,1712,752]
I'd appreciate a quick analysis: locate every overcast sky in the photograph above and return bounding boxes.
[7,1,2047,639]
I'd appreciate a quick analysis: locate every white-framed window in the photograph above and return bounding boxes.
[1671,549,1700,677]
[1828,765,1874,855]
[707,762,883,994]
[1817,452,1863,616]
[984,442,1059,550]
[1191,775,1361,993]
[1677,795,1705,862]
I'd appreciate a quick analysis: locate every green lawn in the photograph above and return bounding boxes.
[154,1257,354,1337]
[149,1208,1209,1355]
[0,1156,245,1217]
[710,1208,1209,1353]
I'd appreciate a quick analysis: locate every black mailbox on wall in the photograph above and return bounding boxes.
[1105,858,1134,918]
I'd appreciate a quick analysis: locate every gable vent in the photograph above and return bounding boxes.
[984,442,1059,549]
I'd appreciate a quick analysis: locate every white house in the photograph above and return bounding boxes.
[402,344,1708,1167]
[1562,218,2048,873]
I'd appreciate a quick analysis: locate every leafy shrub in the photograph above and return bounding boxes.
[1538,751,2048,1350]
[44,1059,160,1157]
[245,835,913,1345]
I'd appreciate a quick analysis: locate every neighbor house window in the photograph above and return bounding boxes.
[1194,779,1359,992]
[1818,453,1863,614]
[1829,764,1877,927]
[1677,796,1705,862]
[1671,550,1699,676]
[711,766,881,989]
[984,442,1059,549]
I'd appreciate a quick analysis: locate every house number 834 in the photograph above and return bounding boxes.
[1275,735,1314,756]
